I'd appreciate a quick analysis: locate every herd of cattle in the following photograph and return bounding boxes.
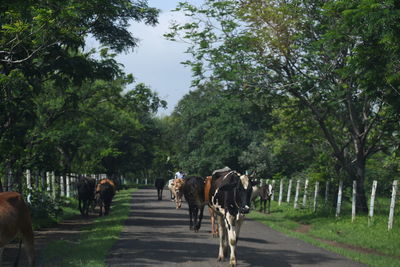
[0,171,273,267]
[0,177,117,267]
[155,168,274,266]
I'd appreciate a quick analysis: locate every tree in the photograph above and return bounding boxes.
[168,81,269,176]
[0,0,160,190]
[167,0,400,212]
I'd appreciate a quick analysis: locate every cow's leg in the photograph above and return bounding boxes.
[194,205,204,232]
[267,198,271,214]
[264,199,267,213]
[0,247,4,266]
[21,229,35,267]
[259,198,262,212]
[209,208,216,236]
[189,204,194,230]
[84,200,89,216]
[217,215,228,261]
[225,213,239,266]
[79,198,83,215]
[234,216,244,245]
[193,206,199,231]
[105,200,111,215]
[99,200,103,216]
[160,189,163,200]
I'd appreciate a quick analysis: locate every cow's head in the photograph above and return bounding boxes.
[173,178,185,209]
[218,172,256,215]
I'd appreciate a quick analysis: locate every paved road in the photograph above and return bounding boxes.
[106,189,366,267]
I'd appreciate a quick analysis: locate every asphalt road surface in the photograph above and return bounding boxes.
[106,189,366,267]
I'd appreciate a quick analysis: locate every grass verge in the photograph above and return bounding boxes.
[247,201,400,267]
[41,188,135,267]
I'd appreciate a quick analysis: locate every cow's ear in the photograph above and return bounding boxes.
[219,181,238,191]
[251,180,259,186]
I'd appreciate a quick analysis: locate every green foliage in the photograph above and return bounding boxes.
[28,189,63,222]
[167,82,270,176]
[167,0,400,212]
[41,189,135,267]
[0,0,163,188]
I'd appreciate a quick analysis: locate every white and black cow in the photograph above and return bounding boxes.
[208,169,256,266]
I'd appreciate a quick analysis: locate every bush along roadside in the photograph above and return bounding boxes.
[248,201,400,267]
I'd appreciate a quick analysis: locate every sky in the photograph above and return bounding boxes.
[108,0,203,116]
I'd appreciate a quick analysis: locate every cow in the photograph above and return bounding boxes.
[154,178,165,200]
[0,192,35,267]
[167,179,176,200]
[182,176,206,232]
[171,178,185,209]
[77,177,96,216]
[205,176,218,237]
[259,180,274,214]
[208,207,218,237]
[96,178,116,216]
[209,169,256,266]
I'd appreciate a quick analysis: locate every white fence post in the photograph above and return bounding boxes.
[26,169,32,191]
[51,171,56,199]
[26,170,32,204]
[313,181,319,212]
[271,180,276,201]
[60,175,65,197]
[388,180,398,230]
[66,174,71,198]
[302,179,309,208]
[352,180,357,222]
[336,181,343,218]
[46,171,51,192]
[278,179,283,206]
[294,180,300,209]
[368,180,378,226]
[287,179,292,203]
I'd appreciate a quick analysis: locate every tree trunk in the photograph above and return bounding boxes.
[354,159,368,213]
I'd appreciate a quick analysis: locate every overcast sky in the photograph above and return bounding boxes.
[115,0,203,116]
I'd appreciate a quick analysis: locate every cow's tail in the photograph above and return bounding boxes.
[13,239,22,267]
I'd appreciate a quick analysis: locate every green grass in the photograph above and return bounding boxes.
[248,200,400,267]
[41,188,135,267]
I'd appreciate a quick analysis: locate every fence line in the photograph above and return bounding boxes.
[260,177,398,230]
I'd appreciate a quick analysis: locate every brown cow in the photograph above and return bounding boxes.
[0,192,35,267]
[171,178,185,209]
[96,178,116,216]
[205,176,218,237]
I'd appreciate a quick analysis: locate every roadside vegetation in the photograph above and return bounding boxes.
[1,1,400,266]
[249,200,400,267]
[40,188,135,267]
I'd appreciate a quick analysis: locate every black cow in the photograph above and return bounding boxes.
[77,177,96,216]
[154,178,165,200]
[209,170,256,266]
[182,176,206,232]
